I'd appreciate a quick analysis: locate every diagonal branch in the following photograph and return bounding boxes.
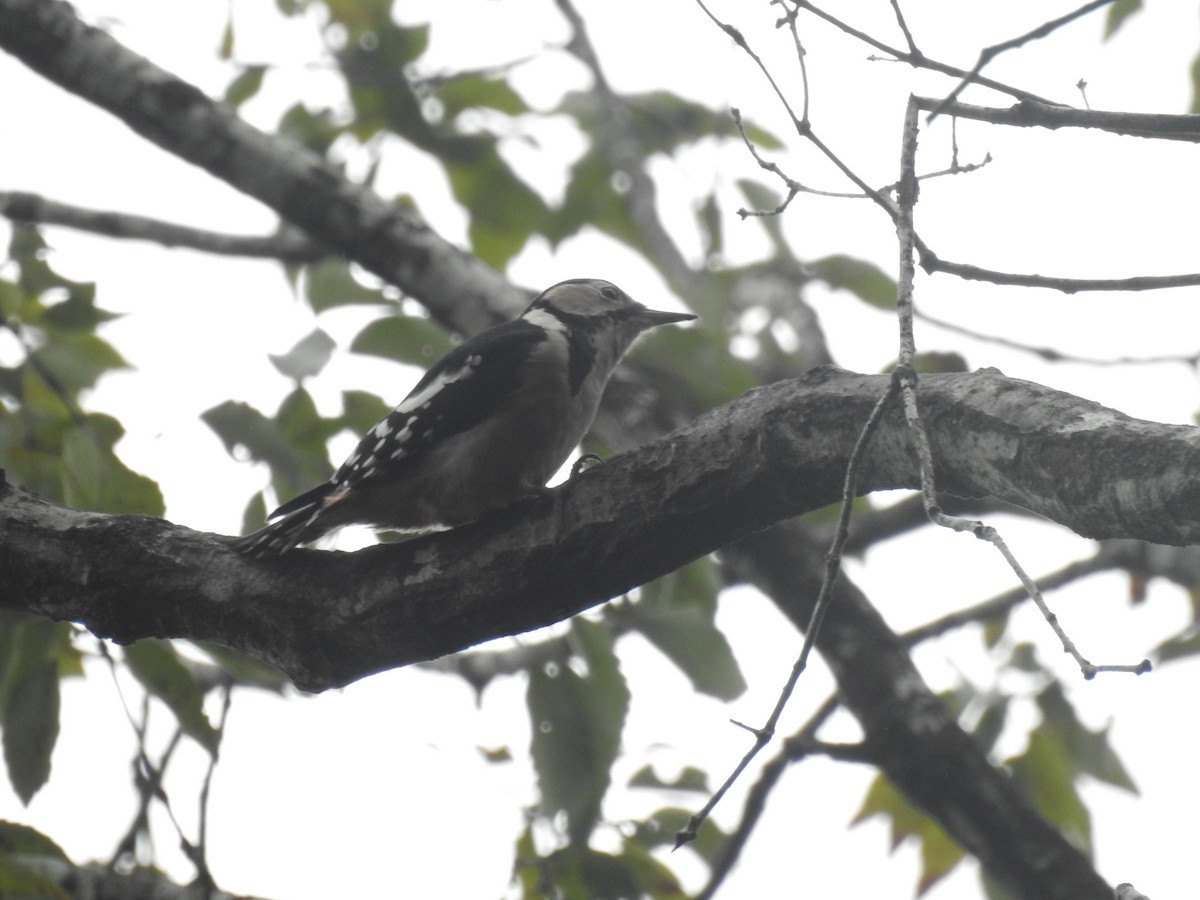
[5,368,1200,691]
[0,0,526,335]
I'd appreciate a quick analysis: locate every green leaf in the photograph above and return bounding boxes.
[628,325,755,414]
[31,333,128,395]
[631,560,746,701]
[852,774,966,895]
[547,148,641,250]
[195,643,289,693]
[1154,627,1200,664]
[303,260,388,311]
[527,618,629,845]
[124,640,219,755]
[268,328,337,382]
[809,254,897,309]
[225,65,266,108]
[1103,0,1142,39]
[1,659,60,805]
[1035,683,1137,793]
[340,390,393,435]
[445,149,548,268]
[434,72,529,119]
[349,315,453,367]
[60,423,165,516]
[628,764,709,793]
[630,807,728,867]
[0,820,70,861]
[1006,730,1091,854]
[1191,52,1200,116]
[202,398,332,496]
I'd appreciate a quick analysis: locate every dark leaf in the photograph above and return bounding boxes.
[852,773,966,894]
[225,66,266,108]
[303,260,388,311]
[349,315,453,367]
[527,619,629,845]
[809,254,897,309]
[1,659,59,805]
[1006,730,1091,854]
[632,560,746,701]
[124,640,219,755]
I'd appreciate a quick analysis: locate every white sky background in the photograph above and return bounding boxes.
[2,1,1200,898]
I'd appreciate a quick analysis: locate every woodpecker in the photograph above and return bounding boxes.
[230,278,695,556]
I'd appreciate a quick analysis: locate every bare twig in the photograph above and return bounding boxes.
[793,0,1057,106]
[917,306,1200,366]
[693,696,842,900]
[927,0,1116,120]
[916,237,1200,293]
[896,96,1149,679]
[675,375,900,849]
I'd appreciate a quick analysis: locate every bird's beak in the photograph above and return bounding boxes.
[635,306,697,328]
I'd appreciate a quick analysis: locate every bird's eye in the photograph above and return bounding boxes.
[600,286,618,300]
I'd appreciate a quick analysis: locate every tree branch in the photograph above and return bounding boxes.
[723,521,1114,900]
[4,368,1200,691]
[0,0,526,335]
[0,190,327,261]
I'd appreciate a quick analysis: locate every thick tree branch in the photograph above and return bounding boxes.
[913,96,1200,142]
[724,521,1114,900]
[4,368,1200,691]
[0,0,525,334]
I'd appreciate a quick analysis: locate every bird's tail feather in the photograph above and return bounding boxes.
[226,484,335,557]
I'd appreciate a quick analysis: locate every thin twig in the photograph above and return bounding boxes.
[693,696,842,900]
[895,96,1149,679]
[793,1,1057,106]
[927,0,1116,121]
[916,306,1200,366]
[916,237,1200,293]
[675,376,901,849]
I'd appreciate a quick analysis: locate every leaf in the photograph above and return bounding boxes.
[195,643,289,694]
[340,390,392,435]
[202,398,331,495]
[1006,730,1091,854]
[628,764,709,793]
[629,325,756,412]
[225,65,266,109]
[630,807,729,867]
[527,618,629,845]
[268,328,337,382]
[1035,683,1137,793]
[445,149,548,268]
[349,315,453,367]
[1,659,60,805]
[852,774,966,895]
[60,423,165,516]
[0,820,70,860]
[303,260,388,311]
[123,640,219,755]
[631,560,746,701]
[1154,627,1200,664]
[1103,0,1142,39]
[31,333,128,395]
[434,72,529,119]
[809,254,897,309]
